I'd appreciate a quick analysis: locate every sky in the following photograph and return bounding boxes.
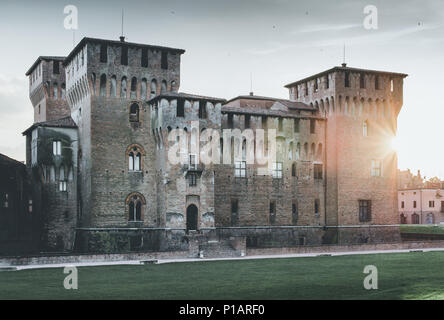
[0,0,443,179]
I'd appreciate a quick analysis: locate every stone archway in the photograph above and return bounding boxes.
[186,204,198,232]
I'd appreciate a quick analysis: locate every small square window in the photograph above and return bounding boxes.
[235,161,246,178]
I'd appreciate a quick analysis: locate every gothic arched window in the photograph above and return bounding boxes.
[126,193,146,222]
[121,77,127,98]
[127,144,145,172]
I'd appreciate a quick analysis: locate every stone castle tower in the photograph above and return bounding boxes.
[285,63,406,242]
[26,57,70,123]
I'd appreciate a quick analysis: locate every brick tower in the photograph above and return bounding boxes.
[285,63,407,242]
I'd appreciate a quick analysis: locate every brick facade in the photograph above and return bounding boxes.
[21,37,406,254]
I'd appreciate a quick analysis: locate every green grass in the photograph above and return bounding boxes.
[1,251,444,300]
[400,224,444,235]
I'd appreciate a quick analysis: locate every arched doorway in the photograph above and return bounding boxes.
[186,204,198,232]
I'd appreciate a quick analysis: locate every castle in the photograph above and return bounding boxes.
[14,36,407,254]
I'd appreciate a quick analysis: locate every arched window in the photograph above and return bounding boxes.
[161,80,167,94]
[140,78,147,100]
[363,120,368,136]
[127,145,145,172]
[317,143,323,160]
[126,193,146,222]
[130,77,137,99]
[303,143,308,159]
[61,83,66,99]
[296,143,301,160]
[91,73,96,95]
[120,77,127,98]
[110,76,117,97]
[53,82,58,99]
[171,80,177,92]
[129,103,139,122]
[150,79,157,98]
[99,74,107,97]
[288,142,293,160]
[311,143,316,160]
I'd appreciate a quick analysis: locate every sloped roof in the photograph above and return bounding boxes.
[0,153,25,168]
[22,116,77,135]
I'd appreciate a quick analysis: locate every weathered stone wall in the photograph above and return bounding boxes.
[215,112,326,228]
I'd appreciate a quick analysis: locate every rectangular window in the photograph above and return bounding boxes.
[305,83,308,96]
[244,115,250,129]
[441,201,444,212]
[294,119,300,133]
[315,199,320,215]
[371,159,382,177]
[228,114,234,129]
[344,71,350,87]
[413,200,417,208]
[375,75,380,90]
[390,79,394,92]
[189,154,197,170]
[59,181,67,192]
[429,201,435,208]
[261,116,267,129]
[100,44,108,63]
[53,141,62,156]
[234,161,246,178]
[325,75,329,89]
[199,101,207,119]
[161,51,168,70]
[363,121,368,137]
[360,73,365,88]
[176,99,185,117]
[3,193,8,208]
[359,200,372,222]
[188,173,197,186]
[314,164,323,180]
[141,48,148,67]
[401,201,405,209]
[121,45,128,65]
[314,79,318,92]
[28,200,33,213]
[272,162,283,179]
[231,199,238,226]
[278,118,283,132]
[292,202,298,225]
[310,119,316,134]
[53,61,59,74]
[269,201,276,224]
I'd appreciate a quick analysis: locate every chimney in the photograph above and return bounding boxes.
[119,36,125,42]
[249,92,254,96]
[341,63,347,67]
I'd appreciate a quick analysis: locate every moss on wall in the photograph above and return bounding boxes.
[37,128,73,168]
[87,232,130,253]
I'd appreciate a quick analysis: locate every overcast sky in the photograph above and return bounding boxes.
[0,0,443,179]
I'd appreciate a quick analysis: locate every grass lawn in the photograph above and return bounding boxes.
[1,251,444,300]
[400,224,444,235]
